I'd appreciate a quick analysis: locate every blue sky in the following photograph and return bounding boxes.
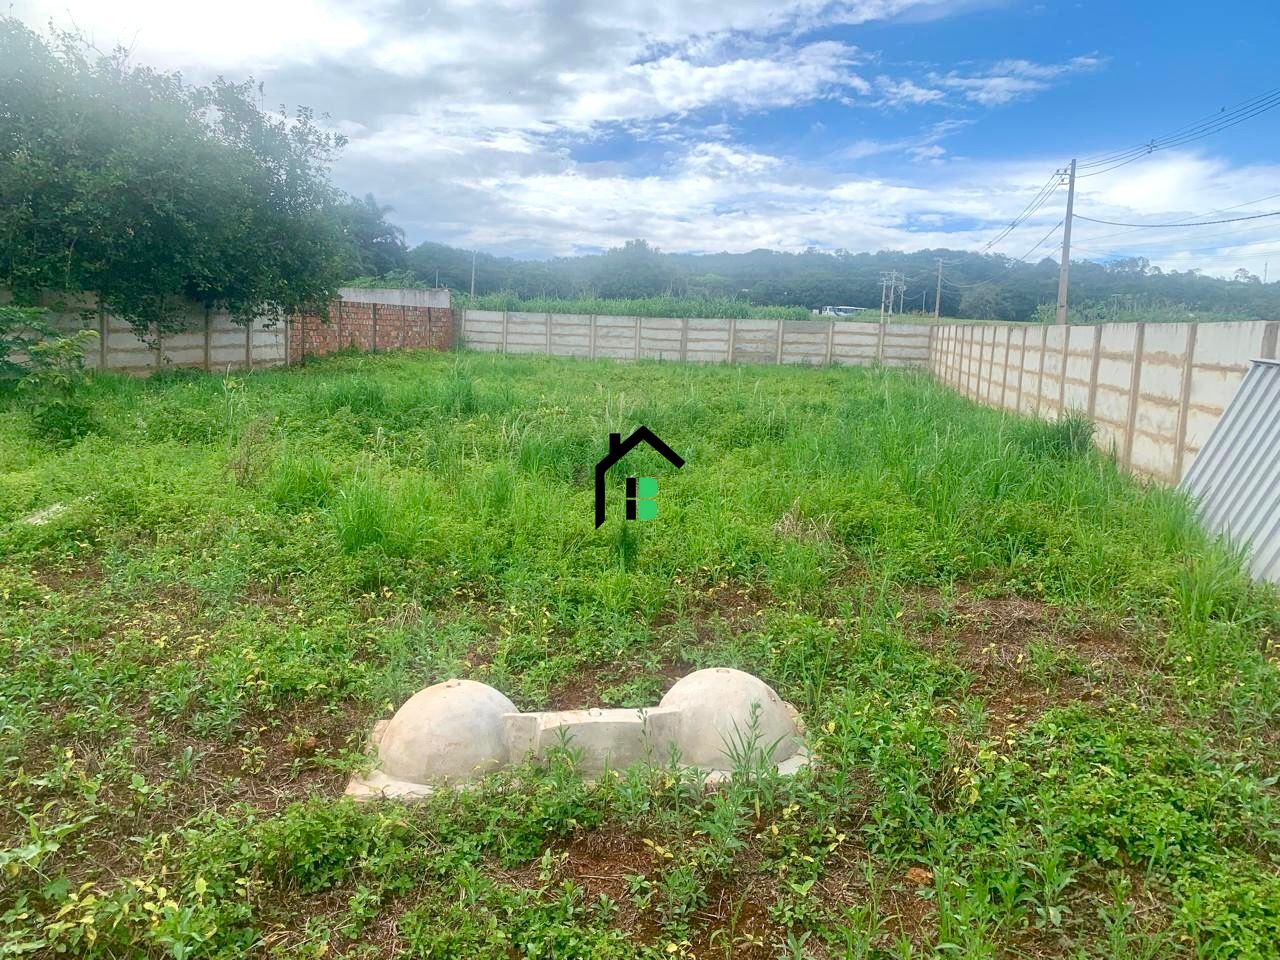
[14,1,1280,276]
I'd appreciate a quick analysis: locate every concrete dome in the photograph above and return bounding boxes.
[658,668,801,770]
[377,679,516,784]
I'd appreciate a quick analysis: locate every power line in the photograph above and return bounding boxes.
[1074,210,1280,228]
[1018,219,1064,261]
[980,174,1062,252]
[1073,217,1280,251]
[1075,87,1280,176]
[1072,190,1280,244]
[1074,238,1280,260]
[1075,87,1280,164]
[942,276,1001,289]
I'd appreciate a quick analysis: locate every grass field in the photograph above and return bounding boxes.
[455,293,815,321]
[1,350,1278,959]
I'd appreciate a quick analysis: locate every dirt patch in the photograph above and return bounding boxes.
[27,557,105,596]
[545,656,689,710]
[24,697,373,891]
[909,589,1151,734]
[500,825,663,940]
[814,853,939,953]
[501,826,783,958]
[653,579,775,645]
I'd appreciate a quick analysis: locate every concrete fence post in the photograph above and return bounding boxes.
[634,316,642,360]
[1056,325,1070,417]
[1035,325,1049,416]
[371,302,379,353]
[588,314,597,360]
[546,312,553,355]
[1015,325,1028,412]
[1122,322,1146,469]
[1000,326,1012,409]
[501,310,509,354]
[825,320,835,366]
[202,308,212,371]
[1087,325,1103,417]
[401,304,409,350]
[1262,321,1280,359]
[680,317,689,362]
[775,318,784,365]
[1172,323,1199,482]
[245,320,252,370]
[876,317,887,363]
[98,305,108,370]
[977,327,985,396]
[962,327,972,394]
[337,298,345,347]
[954,325,961,386]
[727,317,737,364]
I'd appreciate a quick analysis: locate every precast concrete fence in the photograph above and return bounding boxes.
[930,319,1280,483]
[456,309,932,367]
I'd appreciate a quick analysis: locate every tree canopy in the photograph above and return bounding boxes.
[405,241,1280,323]
[0,18,367,331]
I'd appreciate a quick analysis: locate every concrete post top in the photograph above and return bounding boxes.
[347,669,808,800]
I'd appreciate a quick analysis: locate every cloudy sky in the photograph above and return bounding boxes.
[12,1,1280,276]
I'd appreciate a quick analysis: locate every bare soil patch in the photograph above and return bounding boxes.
[907,588,1152,733]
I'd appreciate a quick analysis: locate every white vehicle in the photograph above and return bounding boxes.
[816,305,869,317]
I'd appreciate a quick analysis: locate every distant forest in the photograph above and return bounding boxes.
[370,238,1280,324]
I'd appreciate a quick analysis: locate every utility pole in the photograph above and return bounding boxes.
[470,250,477,297]
[1055,158,1076,325]
[934,259,943,319]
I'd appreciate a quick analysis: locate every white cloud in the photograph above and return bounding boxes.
[22,2,1230,272]
[874,76,945,106]
[930,54,1104,105]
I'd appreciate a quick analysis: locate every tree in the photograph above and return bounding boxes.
[960,284,1013,321]
[334,193,408,280]
[592,240,678,298]
[0,18,349,332]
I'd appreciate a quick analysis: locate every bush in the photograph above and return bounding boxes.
[1012,412,1096,461]
[0,304,51,381]
[1,305,99,442]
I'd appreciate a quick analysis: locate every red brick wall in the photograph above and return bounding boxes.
[287,300,453,363]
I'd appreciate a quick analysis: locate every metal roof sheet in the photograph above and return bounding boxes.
[1180,359,1280,585]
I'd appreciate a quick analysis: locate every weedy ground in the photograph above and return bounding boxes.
[1,350,1278,959]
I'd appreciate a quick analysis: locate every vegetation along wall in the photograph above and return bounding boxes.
[930,319,1280,484]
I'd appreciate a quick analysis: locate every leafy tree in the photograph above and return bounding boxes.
[592,240,678,298]
[404,237,1280,323]
[334,193,408,280]
[961,284,1014,321]
[0,18,348,333]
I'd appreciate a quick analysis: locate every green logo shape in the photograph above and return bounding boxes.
[636,477,658,520]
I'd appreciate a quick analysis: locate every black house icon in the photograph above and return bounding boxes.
[594,427,685,528]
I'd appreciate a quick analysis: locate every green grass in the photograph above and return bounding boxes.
[1,351,1278,959]
[457,292,815,321]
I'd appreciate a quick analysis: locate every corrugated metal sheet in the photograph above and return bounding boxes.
[1180,359,1280,585]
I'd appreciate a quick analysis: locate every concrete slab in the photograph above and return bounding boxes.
[346,669,808,801]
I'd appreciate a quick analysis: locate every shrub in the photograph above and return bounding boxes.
[1012,412,1095,461]
[2,306,99,442]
